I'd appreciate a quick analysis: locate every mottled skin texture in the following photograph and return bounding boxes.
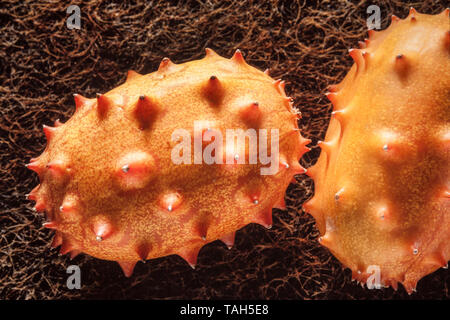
[304,9,450,294]
[27,49,310,276]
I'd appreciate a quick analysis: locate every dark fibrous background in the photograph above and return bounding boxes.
[0,0,448,299]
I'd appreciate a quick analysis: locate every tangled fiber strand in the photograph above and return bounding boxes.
[0,0,448,299]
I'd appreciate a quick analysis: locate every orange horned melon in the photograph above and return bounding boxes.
[304,8,449,294]
[27,49,310,276]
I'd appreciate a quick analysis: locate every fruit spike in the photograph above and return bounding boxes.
[238,101,262,126]
[96,93,111,118]
[51,232,63,248]
[204,48,218,57]
[115,151,157,190]
[220,231,236,249]
[409,7,417,21]
[445,30,450,50]
[60,194,81,221]
[26,160,44,176]
[134,95,159,130]
[60,237,78,255]
[348,49,366,72]
[91,215,114,242]
[177,246,202,269]
[160,192,183,212]
[135,242,151,261]
[158,57,175,72]
[26,185,39,201]
[43,221,59,230]
[46,160,68,176]
[231,49,245,64]
[73,93,92,112]
[26,48,310,277]
[43,125,56,142]
[303,9,449,294]
[126,70,141,81]
[117,261,136,277]
[202,75,224,105]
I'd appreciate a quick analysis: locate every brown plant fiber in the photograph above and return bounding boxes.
[0,0,448,299]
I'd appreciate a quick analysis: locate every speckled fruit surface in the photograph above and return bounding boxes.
[27,49,310,276]
[303,8,450,294]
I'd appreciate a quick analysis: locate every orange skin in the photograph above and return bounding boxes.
[27,49,310,276]
[304,8,449,294]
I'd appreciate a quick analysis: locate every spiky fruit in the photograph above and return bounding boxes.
[27,49,310,276]
[304,8,450,294]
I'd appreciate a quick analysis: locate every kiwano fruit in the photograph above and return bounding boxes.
[26,49,311,276]
[303,8,449,293]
